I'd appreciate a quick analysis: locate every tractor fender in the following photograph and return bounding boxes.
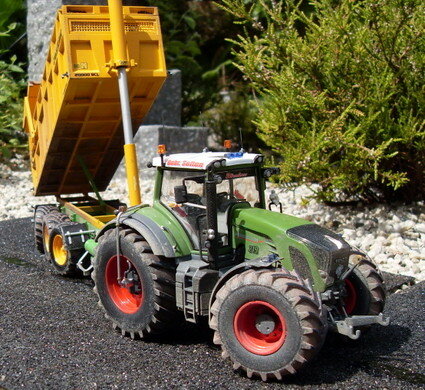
[208,257,277,322]
[96,213,176,258]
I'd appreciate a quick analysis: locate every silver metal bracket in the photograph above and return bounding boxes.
[76,251,93,275]
[65,229,96,246]
[116,211,124,282]
[334,313,390,340]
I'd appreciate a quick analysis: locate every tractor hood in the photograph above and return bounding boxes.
[232,207,351,288]
[232,207,312,236]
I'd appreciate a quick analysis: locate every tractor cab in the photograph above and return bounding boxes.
[151,148,278,265]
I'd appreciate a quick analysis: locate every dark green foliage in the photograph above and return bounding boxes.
[0,58,27,159]
[219,0,425,202]
[0,0,26,61]
[145,1,216,124]
[200,90,267,152]
[147,0,260,134]
[0,0,27,160]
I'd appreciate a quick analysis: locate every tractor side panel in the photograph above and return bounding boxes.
[232,207,327,292]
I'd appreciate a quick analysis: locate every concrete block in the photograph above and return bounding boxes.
[142,70,182,127]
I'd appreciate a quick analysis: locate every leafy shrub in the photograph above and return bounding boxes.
[146,0,264,138]
[0,0,27,160]
[219,0,425,202]
[0,57,26,159]
[146,1,220,124]
[200,90,267,152]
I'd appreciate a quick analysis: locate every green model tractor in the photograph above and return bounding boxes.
[27,1,388,381]
[48,148,386,381]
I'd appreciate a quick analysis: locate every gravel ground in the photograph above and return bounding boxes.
[1,156,424,282]
[0,217,424,389]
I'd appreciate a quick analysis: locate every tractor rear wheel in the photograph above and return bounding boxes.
[343,257,386,316]
[92,228,178,339]
[210,269,326,381]
[48,221,84,276]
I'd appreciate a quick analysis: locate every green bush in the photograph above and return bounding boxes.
[0,0,27,160]
[146,1,226,124]
[146,0,265,140]
[219,0,425,202]
[0,57,26,159]
[199,90,267,152]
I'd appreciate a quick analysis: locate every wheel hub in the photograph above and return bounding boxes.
[255,314,275,335]
[234,300,287,355]
[119,269,142,295]
[105,255,143,314]
[52,234,67,266]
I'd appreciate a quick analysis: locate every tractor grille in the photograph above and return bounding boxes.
[289,246,312,281]
[287,224,350,285]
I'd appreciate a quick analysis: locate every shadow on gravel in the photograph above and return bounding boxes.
[145,320,215,347]
[52,273,94,287]
[133,314,418,386]
[0,256,33,267]
[259,323,414,386]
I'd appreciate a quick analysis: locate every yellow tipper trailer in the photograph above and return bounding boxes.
[23,4,166,197]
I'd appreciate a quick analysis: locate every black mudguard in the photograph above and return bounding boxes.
[96,213,176,258]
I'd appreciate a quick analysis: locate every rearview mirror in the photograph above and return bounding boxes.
[174,185,188,204]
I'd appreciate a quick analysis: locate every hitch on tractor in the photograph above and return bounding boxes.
[333,313,390,340]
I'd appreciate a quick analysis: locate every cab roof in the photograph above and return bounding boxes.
[152,151,264,170]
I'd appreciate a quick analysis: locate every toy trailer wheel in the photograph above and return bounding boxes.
[34,205,59,253]
[92,228,179,339]
[343,258,386,317]
[41,211,71,256]
[210,269,326,381]
[48,221,84,276]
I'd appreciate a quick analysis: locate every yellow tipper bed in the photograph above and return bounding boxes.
[23,5,166,196]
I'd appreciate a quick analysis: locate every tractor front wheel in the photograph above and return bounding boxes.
[343,258,386,316]
[210,269,326,381]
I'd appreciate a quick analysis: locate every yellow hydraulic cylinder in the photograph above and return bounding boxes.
[108,0,129,68]
[108,0,142,206]
[124,144,142,206]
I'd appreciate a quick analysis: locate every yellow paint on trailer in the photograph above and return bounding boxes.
[60,200,106,230]
[23,4,167,197]
[52,234,67,266]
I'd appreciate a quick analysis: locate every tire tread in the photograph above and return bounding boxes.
[210,268,325,381]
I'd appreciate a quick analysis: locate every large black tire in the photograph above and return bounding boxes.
[42,211,71,256]
[343,257,386,316]
[34,205,59,254]
[210,269,326,381]
[48,221,84,276]
[92,228,178,339]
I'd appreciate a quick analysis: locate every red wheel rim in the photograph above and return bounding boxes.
[344,279,357,314]
[233,301,286,355]
[105,255,143,314]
